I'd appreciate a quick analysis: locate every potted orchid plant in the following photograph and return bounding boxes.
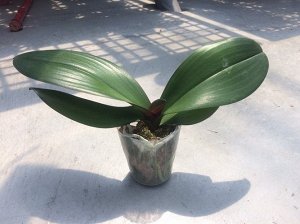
[13,37,269,186]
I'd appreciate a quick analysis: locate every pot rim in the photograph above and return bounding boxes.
[118,124,181,146]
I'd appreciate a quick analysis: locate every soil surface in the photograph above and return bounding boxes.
[133,121,176,141]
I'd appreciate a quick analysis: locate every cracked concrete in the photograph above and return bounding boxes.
[0,0,300,223]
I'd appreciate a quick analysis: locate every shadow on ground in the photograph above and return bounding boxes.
[0,164,250,223]
[183,0,300,41]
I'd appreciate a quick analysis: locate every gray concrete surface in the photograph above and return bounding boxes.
[0,0,299,223]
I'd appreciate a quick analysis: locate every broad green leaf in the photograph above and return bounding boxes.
[31,88,143,128]
[160,107,219,125]
[13,50,150,109]
[161,37,268,113]
[164,53,268,114]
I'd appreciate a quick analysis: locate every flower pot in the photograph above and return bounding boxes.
[118,125,180,186]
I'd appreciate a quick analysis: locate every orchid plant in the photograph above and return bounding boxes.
[13,37,269,134]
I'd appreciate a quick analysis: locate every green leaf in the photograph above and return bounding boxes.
[30,88,143,128]
[13,50,150,109]
[164,53,268,114]
[160,107,219,125]
[161,37,269,114]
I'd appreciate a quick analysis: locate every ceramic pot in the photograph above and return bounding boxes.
[118,125,180,186]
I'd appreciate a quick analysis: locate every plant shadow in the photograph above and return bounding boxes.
[0,164,250,223]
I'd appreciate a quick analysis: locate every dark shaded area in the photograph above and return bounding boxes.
[155,0,182,12]
[0,165,250,223]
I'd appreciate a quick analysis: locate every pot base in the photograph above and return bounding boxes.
[130,173,171,187]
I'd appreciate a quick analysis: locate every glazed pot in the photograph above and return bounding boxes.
[118,125,180,186]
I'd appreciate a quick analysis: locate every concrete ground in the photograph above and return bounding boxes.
[0,0,299,223]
